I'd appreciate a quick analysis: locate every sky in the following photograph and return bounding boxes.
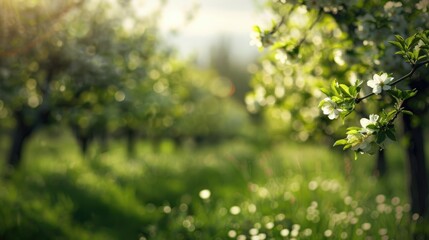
[143,0,267,65]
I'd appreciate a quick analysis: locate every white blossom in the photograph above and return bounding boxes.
[321,97,341,120]
[360,114,379,133]
[367,73,394,94]
[346,114,380,154]
[346,131,376,153]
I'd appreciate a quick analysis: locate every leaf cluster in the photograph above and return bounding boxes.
[319,80,362,118]
[389,31,429,65]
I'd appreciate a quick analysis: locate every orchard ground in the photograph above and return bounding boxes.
[1,126,427,239]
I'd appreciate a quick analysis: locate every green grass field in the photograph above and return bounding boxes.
[0,128,425,239]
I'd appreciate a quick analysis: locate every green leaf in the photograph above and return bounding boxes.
[376,132,386,144]
[395,35,405,44]
[406,52,415,62]
[349,86,359,97]
[252,25,261,33]
[354,80,363,87]
[333,139,348,146]
[339,84,351,96]
[405,34,416,48]
[366,124,377,130]
[331,96,342,102]
[387,88,401,100]
[346,130,358,135]
[402,110,413,116]
[404,89,417,100]
[389,40,403,50]
[386,130,396,141]
[413,48,421,60]
[386,109,397,118]
[320,88,330,96]
[418,55,426,61]
[331,81,340,95]
[346,127,361,131]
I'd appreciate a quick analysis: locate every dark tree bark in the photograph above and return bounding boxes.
[374,149,387,178]
[78,135,90,155]
[403,74,429,219]
[70,123,92,156]
[126,127,136,158]
[403,114,428,217]
[7,112,34,168]
[98,128,108,153]
[7,101,51,167]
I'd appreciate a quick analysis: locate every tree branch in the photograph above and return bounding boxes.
[355,59,429,104]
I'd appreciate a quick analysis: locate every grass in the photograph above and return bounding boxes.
[0,127,426,239]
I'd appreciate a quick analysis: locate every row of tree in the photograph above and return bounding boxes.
[0,0,250,167]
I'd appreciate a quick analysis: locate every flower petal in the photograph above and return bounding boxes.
[386,77,394,84]
[328,112,337,120]
[369,114,379,122]
[360,118,370,128]
[367,80,376,88]
[322,106,331,115]
[372,86,381,94]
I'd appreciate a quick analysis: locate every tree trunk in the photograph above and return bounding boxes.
[126,128,136,158]
[403,114,428,218]
[78,135,90,155]
[374,149,387,178]
[98,129,108,153]
[5,57,56,168]
[7,114,34,168]
[70,123,91,156]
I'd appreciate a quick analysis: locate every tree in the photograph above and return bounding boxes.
[0,0,159,165]
[0,0,85,167]
[247,0,429,226]
[58,0,159,156]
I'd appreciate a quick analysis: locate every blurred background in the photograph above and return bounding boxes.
[0,0,427,239]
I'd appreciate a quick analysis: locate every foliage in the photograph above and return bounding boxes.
[246,1,429,156]
[322,31,429,158]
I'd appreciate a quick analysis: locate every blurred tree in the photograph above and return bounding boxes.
[58,0,159,155]
[0,0,159,163]
[0,0,85,167]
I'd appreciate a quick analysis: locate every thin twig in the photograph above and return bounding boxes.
[355,59,429,104]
